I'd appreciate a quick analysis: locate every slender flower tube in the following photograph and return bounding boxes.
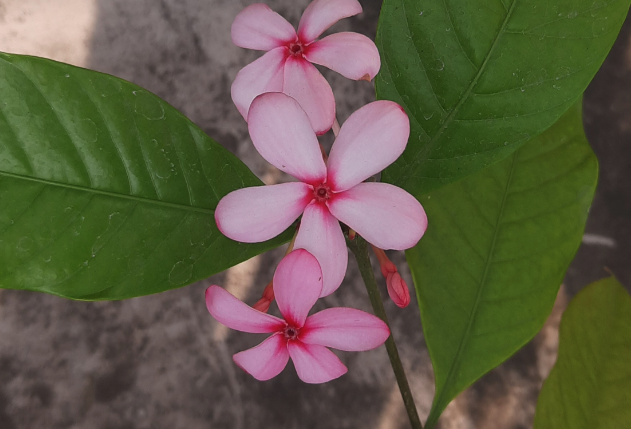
[206,249,390,383]
[215,92,428,296]
[230,0,380,134]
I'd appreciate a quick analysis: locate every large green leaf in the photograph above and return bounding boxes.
[376,0,629,197]
[0,53,290,300]
[534,277,631,428]
[405,101,597,427]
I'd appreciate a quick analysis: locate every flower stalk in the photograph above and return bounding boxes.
[347,235,423,429]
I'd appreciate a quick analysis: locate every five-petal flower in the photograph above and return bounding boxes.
[215,92,428,296]
[230,0,380,134]
[206,249,390,383]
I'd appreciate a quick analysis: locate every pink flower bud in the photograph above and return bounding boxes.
[386,272,410,308]
[253,297,272,313]
[253,280,275,313]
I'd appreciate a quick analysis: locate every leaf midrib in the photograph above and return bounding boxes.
[426,151,519,427]
[392,0,519,188]
[0,170,215,215]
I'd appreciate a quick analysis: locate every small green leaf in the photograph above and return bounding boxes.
[0,53,290,300]
[534,277,631,429]
[405,101,597,427]
[376,0,629,196]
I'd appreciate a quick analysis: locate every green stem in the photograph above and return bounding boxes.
[347,236,423,429]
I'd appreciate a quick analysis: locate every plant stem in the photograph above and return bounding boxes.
[347,236,423,429]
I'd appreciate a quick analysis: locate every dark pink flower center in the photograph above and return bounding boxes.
[288,41,304,56]
[284,325,300,340]
[313,183,331,203]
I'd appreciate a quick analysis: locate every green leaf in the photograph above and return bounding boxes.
[534,277,631,429]
[405,100,597,427]
[376,0,629,196]
[0,53,290,300]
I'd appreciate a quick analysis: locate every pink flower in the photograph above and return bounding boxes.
[205,249,390,383]
[231,0,380,135]
[215,92,428,296]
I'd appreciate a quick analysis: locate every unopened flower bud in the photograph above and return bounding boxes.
[348,228,357,241]
[253,280,274,313]
[386,272,410,308]
[253,297,272,313]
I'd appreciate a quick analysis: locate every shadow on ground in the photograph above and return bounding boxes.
[0,1,629,428]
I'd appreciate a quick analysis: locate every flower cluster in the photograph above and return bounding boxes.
[205,0,427,384]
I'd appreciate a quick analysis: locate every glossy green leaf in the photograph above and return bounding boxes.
[0,53,290,300]
[376,0,629,197]
[534,277,631,429]
[405,101,597,427]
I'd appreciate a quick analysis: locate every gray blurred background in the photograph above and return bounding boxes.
[0,1,629,428]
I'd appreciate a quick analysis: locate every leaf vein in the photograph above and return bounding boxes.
[394,0,519,188]
[68,70,134,195]
[0,102,35,174]
[0,183,46,238]
[0,193,95,283]
[5,60,94,187]
[0,170,214,214]
[430,151,518,418]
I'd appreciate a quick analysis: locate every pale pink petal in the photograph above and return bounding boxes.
[297,0,362,43]
[288,341,347,384]
[326,101,410,191]
[301,307,390,351]
[328,182,427,250]
[305,32,380,81]
[294,202,347,297]
[231,3,297,51]
[231,47,288,120]
[248,92,327,183]
[205,286,285,333]
[273,249,323,327]
[215,182,311,243]
[233,333,290,381]
[283,56,335,135]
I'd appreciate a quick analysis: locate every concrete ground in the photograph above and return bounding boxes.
[0,1,629,428]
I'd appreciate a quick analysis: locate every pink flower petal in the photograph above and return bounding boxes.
[288,341,347,384]
[215,182,311,243]
[205,286,285,333]
[301,307,390,351]
[233,333,290,381]
[327,182,427,250]
[231,47,288,120]
[294,202,348,297]
[248,92,327,183]
[326,101,410,191]
[283,56,335,135]
[297,0,363,43]
[305,32,380,81]
[231,3,297,51]
[273,249,323,327]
